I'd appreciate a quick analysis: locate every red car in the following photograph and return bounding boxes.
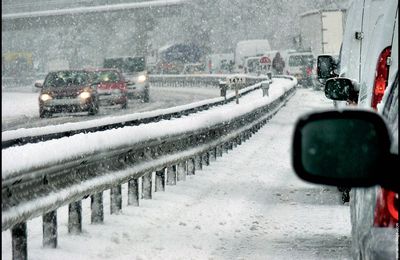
[91,69,128,109]
[35,70,99,118]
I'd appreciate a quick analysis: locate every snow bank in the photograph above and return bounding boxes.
[2,79,296,178]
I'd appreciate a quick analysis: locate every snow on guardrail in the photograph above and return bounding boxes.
[2,78,296,179]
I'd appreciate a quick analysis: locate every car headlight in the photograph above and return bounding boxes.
[40,94,52,102]
[137,75,147,83]
[79,91,92,99]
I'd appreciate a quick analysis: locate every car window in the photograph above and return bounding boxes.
[288,55,314,66]
[43,71,91,87]
[94,71,120,83]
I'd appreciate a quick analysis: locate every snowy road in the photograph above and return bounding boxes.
[1,86,221,131]
[2,88,352,260]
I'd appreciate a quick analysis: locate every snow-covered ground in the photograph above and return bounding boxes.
[2,87,352,259]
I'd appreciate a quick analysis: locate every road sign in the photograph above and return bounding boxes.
[227,76,246,85]
[259,56,271,64]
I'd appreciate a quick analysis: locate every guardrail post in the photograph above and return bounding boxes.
[223,142,229,153]
[195,155,203,171]
[187,158,195,175]
[128,178,140,206]
[91,192,104,223]
[166,166,177,185]
[12,222,27,260]
[142,173,153,199]
[155,168,166,192]
[177,162,187,181]
[232,139,237,148]
[202,152,210,166]
[110,185,122,214]
[217,145,223,157]
[68,201,82,234]
[213,147,218,161]
[237,136,242,146]
[42,210,57,248]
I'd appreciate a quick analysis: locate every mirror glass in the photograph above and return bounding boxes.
[324,78,353,101]
[300,117,384,180]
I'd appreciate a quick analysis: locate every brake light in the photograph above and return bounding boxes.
[371,46,391,109]
[373,188,398,227]
[306,67,313,76]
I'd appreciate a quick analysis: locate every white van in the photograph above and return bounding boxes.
[317,0,398,259]
[285,51,314,86]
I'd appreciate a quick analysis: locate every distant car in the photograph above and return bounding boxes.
[91,69,128,109]
[181,63,206,74]
[286,51,314,87]
[35,70,99,118]
[103,56,150,102]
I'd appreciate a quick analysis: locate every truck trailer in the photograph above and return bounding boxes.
[299,9,346,56]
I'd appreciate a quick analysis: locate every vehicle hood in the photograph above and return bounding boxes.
[42,85,91,98]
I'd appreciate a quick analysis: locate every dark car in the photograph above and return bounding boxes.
[91,69,128,109]
[35,70,99,118]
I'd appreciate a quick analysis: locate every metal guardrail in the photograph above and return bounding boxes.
[2,74,272,149]
[2,80,296,259]
[149,74,269,88]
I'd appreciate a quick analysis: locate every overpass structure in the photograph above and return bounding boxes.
[2,0,189,74]
[2,0,187,31]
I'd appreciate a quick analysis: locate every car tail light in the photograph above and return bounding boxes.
[371,46,391,109]
[306,67,313,76]
[373,188,398,227]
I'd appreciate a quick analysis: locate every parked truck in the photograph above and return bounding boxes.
[234,39,271,73]
[299,9,346,56]
[206,53,234,74]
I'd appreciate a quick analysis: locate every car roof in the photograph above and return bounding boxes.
[48,69,88,73]
[85,68,120,72]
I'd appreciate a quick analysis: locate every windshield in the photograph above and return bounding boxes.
[288,55,314,67]
[103,57,145,74]
[93,70,120,83]
[43,71,92,87]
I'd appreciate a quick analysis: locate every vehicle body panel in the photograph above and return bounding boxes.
[91,69,127,108]
[324,0,399,258]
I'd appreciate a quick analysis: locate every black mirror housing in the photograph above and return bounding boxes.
[317,55,338,80]
[324,77,356,101]
[292,110,398,192]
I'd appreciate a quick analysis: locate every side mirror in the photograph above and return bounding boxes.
[292,110,398,192]
[317,55,338,80]
[324,77,355,101]
[34,81,43,88]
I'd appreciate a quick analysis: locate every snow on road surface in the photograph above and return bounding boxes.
[2,88,352,259]
[1,86,221,131]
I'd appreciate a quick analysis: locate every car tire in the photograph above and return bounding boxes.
[88,102,99,115]
[143,88,150,103]
[39,111,52,118]
[39,109,51,118]
[341,189,350,203]
[121,101,128,109]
